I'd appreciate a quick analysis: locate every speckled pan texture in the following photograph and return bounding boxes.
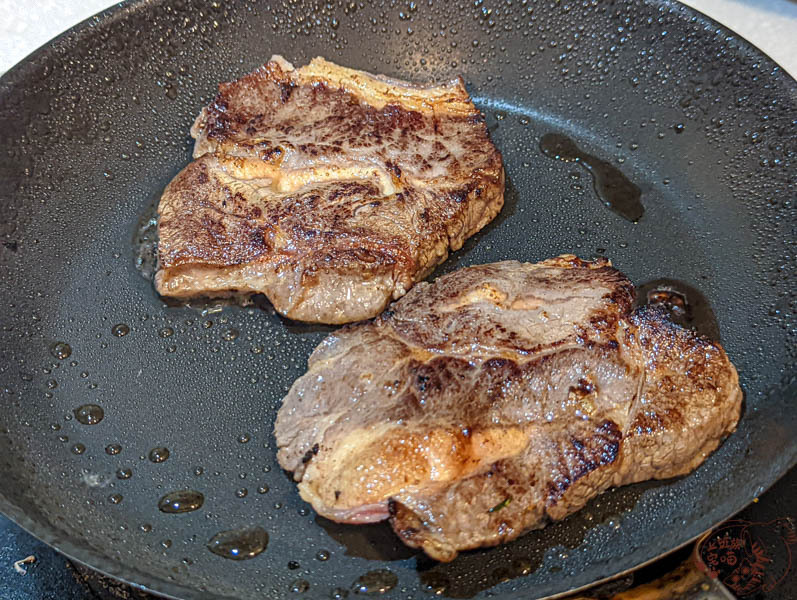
[0,1,794,599]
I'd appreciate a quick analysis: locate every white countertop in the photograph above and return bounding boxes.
[1,0,795,78]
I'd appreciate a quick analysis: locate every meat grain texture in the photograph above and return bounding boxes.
[275,255,742,561]
[155,56,504,324]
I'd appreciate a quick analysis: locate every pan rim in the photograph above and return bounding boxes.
[0,0,795,598]
[3,460,795,600]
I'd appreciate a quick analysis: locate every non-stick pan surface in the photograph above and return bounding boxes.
[0,1,795,598]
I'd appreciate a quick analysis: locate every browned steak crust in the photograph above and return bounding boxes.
[155,56,504,324]
[274,255,742,561]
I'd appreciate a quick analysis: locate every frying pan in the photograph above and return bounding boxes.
[0,0,795,598]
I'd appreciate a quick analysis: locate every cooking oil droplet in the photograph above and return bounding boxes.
[149,446,170,463]
[288,560,301,570]
[161,539,172,549]
[238,433,251,443]
[352,570,398,594]
[420,572,449,595]
[159,490,205,514]
[316,549,330,561]
[207,526,268,560]
[290,579,309,593]
[112,323,130,337]
[257,485,269,494]
[194,466,204,476]
[74,404,104,425]
[331,588,349,600]
[50,342,72,360]
[539,133,643,222]
[236,488,248,498]
[117,468,132,480]
[223,328,239,341]
[159,327,174,338]
[140,523,152,533]
[71,443,86,455]
[108,493,123,504]
[47,379,58,389]
[513,558,533,576]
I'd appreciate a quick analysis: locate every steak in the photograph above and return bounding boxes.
[274,255,742,561]
[155,56,504,324]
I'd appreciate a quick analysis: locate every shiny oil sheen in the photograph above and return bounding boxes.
[539,133,644,223]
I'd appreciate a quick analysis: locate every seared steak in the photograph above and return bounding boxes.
[155,56,504,324]
[275,255,742,561]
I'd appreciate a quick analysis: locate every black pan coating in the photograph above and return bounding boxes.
[0,1,795,598]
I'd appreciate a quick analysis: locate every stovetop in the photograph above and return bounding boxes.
[2,466,794,600]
